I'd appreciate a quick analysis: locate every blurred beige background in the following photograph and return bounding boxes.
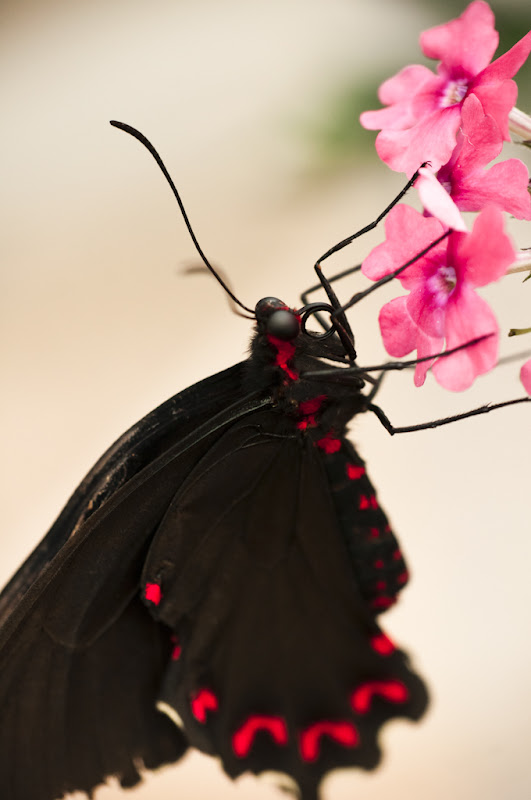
[1,1,531,799]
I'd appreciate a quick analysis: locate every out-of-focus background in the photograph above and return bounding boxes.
[1,1,531,798]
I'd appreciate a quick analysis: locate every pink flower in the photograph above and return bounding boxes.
[360,2,531,176]
[362,203,516,390]
[437,95,531,218]
[521,360,531,395]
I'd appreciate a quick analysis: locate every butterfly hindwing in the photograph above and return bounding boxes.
[142,408,428,798]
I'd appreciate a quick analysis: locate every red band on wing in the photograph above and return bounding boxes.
[299,721,359,762]
[190,688,219,723]
[232,715,289,758]
[351,680,409,714]
[359,494,378,510]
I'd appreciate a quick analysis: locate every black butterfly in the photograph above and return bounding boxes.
[4,122,523,800]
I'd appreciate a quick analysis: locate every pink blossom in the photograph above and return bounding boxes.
[437,95,531,218]
[362,203,516,390]
[521,360,531,395]
[360,2,531,176]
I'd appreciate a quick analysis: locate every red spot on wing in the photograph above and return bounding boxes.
[232,715,288,758]
[392,549,402,561]
[351,680,408,714]
[145,583,162,605]
[346,463,366,480]
[369,527,380,538]
[370,632,396,656]
[190,688,219,723]
[316,434,342,454]
[375,580,387,591]
[374,559,384,569]
[371,595,396,610]
[397,570,409,585]
[299,395,327,415]
[299,721,359,762]
[170,634,182,661]
[359,494,378,510]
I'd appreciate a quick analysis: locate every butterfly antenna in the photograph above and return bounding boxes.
[110,121,254,315]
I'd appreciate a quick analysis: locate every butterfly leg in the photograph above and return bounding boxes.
[368,396,530,435]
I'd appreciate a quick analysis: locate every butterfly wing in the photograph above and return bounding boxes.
[0,362,271,800]
[142,407,428,800]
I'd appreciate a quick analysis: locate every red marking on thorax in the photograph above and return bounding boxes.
[299,720,359,762]
[351,680,409,714]
[346,464,365,480]
[145,583,162,605]
[267,335,298,381]
[232,715,288,758]
[190,688,219,723]
[370,632,396,656]
[316,433,341,454]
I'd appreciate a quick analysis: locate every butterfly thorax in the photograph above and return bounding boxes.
[246,297,367,441]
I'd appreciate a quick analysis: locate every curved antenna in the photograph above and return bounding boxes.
[110,121,254,315]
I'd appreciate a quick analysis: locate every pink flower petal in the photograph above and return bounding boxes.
[432,288,498,390]
[420,1,498,76]
[379,64,438,106]
[520,359,531,395]
[375,105,462,175]
[454,206,516,287]
[457,158,531,219]
[478,29,531,84]
[471,79,518,140]
[361,205,444,285]
[378,297,443,387]
[379,296,417,357]
[417,168,467,231]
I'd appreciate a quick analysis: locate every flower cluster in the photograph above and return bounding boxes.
[359,1,531,393]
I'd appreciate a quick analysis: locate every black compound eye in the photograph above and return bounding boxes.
[255,297,285,319]
[266,309,300,341]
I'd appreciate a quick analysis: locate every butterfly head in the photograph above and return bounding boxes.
[254,297,301,342]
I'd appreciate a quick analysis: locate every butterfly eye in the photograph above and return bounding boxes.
[266,309,300,341]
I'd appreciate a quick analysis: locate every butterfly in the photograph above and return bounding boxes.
[0,123,435,800]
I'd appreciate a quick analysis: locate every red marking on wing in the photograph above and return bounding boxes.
[371,596,396,610]
[170,635,182,661]
[232,715,288,758]
[267,335,298,381]
[145,583,162,605]
[190,688,219,723]
[375,580,387,591]
[370,632,396,656]
[397,570,409,585]
[351,680,409,714]
[359,494,378,510]
[374,559,384,569]
[369,527,380,538]
[299,395,327,415]
[299,721,359,762]
[392,548,402,560]
[316,434,342,454]
[346,463,366,480]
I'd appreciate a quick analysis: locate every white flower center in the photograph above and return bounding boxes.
[428,265,457,305]
[440,79,468,108]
